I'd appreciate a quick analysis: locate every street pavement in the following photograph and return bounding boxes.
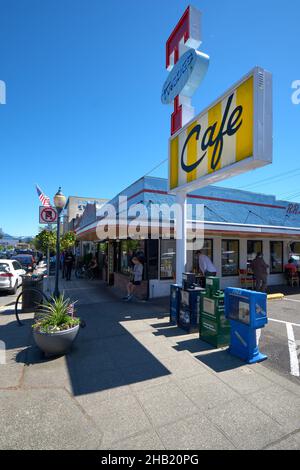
[0,290,19,309]
[260,296,300,381]
[0,261,46,309]
[0,277,300,450]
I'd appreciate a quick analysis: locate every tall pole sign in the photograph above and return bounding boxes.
[162,5,209,284]
[162,6,272,286]
[162,5,209,135]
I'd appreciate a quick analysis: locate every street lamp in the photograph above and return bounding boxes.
[53,187,66,298]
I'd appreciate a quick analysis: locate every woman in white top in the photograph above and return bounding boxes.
[123,257,144,302]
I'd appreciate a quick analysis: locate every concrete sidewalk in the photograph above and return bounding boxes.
[0,277,300,450]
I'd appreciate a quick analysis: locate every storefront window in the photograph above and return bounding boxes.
[289,242,300,266]
[160,240,176,280]
[193,239,213,272]
[270,241,283,274]
[120,240,145,276]
[247,241,263,268]
[147,240,159,279]
[222,240,239,276]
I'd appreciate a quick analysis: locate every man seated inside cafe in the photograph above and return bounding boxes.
[284,258,298,274]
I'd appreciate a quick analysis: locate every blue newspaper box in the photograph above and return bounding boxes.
[170,284,181,324]
[178,287,204,333]
[224,288,268,364]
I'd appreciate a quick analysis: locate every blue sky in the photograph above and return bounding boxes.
[0,0,299,236]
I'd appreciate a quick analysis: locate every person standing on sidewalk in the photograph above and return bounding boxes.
[89,255,98,279]
[251,253,269,292]
[64,251,75,281]
[197,250,217,276]
[123,257,143,302]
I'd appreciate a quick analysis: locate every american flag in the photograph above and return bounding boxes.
[67,303,75,317]
[36,184,51,207]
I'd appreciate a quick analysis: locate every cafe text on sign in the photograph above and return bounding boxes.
[169,67,273,193]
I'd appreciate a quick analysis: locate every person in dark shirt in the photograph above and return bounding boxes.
[64,251,75,281]
[250,253,269,292]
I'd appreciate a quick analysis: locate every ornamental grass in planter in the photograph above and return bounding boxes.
[32,295,80,357]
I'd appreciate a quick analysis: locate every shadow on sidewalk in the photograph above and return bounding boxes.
[14,308,172,397]
[173,338,215,355]
[152,324,188,339]
[0,315,34,353]
[194,349,244,372]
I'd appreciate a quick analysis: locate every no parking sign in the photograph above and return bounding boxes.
[39,206,58,224]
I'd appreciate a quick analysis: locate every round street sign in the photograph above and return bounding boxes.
[39,206,58,224]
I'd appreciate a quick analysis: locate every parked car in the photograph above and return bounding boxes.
[0,260,26,294]
[13,254,36,272]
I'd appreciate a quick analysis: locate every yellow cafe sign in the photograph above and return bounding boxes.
[169,67,273,193]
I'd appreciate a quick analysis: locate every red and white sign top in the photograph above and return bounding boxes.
[164,6,209,135]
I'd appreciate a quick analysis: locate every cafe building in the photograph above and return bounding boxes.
[75,176,300,299]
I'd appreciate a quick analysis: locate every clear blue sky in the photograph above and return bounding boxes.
[0,0,299,236]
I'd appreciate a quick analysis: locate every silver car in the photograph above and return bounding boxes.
[0,259,26,294]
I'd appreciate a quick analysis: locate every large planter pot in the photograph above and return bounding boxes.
[33,324,80,357]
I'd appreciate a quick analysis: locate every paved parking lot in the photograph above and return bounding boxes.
[260,296,300,382]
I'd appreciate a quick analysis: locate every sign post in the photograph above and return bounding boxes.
[45,223,53,293]
[162,6,272,287]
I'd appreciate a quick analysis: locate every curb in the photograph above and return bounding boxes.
[267,293,284,301]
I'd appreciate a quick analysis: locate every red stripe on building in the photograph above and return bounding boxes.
[127,189,286,210]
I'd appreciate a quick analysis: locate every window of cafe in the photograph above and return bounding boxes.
[222,240,239,277]
[247,240,263,268]
[289,242,300,266]
[120,240,145,276]
[193,239,213,272]
[270,241,283,274]
[160,239,176,280]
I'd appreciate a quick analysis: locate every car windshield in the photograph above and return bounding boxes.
[15,256,31,264]
[0,263,10,273]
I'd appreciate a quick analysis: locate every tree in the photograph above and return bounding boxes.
[60,231,76,252]
[33,229,56,255]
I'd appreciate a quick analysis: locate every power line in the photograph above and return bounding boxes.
[236,167,300,190]
[277,190,300,200]
[205,205,228,223]
[244,209,270,225]
[143,158,168,177]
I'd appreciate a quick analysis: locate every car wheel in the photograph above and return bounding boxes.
[9,280,18,295]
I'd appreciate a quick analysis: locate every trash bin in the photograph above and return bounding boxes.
[21,275,44,312]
